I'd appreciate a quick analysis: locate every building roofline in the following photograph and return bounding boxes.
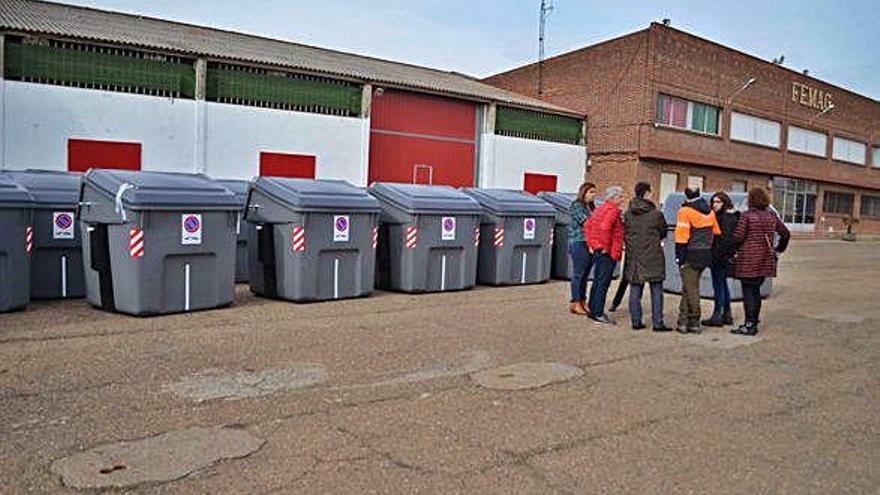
[0,0,585,118]
[647,22,879,106]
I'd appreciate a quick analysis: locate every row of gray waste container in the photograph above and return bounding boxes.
[0,170,562,316]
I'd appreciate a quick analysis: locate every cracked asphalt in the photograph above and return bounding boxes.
[1,239,878,494]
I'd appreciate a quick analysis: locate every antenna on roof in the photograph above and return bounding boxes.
[538,0,554,96]
[662,18,671,26]
[772,54,785,65]
[802,69,810,76]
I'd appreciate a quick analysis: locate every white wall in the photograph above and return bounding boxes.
[0,81,370,185]
[203,102,369,185]
[478,134,586,193]
[1,80,197,172]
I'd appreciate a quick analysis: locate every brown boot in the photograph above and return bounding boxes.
[570,302,588,315]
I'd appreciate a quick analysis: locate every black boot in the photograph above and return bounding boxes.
[701,310,723,327]
[721,307,734,326]
[731,321,755,335]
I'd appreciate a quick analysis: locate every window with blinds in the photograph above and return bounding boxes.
[655,94,720,135]
[823,191,854,215]
[730,112,781,148]
[787,126,827,157]
[832,137,866,165]
[861,195,880,218]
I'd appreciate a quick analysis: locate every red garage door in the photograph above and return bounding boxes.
[68,138,141,172]
[369,89,476,187]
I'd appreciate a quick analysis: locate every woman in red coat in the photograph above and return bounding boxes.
[731,187,791,336]
[584,186,625,324]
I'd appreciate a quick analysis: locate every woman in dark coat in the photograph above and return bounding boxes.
[623,182,671,331]
[702,191,740,327]
[731,187,791,336]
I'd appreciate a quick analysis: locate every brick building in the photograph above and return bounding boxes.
[485,23,880,236]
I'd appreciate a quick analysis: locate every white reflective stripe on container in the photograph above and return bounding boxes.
[61,255,67,298]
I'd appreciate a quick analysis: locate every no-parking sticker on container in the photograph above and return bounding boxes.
[181,213,202,245]
[441,216,456,241]
[333,215,350,242]
[53,211,75,239]
[523,218,536,240]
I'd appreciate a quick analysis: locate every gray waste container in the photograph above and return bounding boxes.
[79,170,240,316]
[246,177,379,302]
[0,175,34,312]
[462,188,555,286]
[2,170,85,299]
[661,192,772,299]
[218,179,250,283]
[537,191,576,280]
[370,183,482,293]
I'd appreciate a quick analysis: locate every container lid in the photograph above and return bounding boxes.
[537,191,576,213]
[461,188,556,216]
[1,170,80,207]
[85,170,240,210]
[369,182,481,215]
[0,174,35,208]
[253,177,379,212]
[216,179,250,206]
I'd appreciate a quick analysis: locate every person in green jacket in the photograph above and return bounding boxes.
[569,182,597,315]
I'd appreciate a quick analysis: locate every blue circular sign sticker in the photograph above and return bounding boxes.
[335,216,348,232]
[184,215,201,233]
[55,213,73,229]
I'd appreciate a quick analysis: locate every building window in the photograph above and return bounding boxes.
[772,177,817,226]
[656,94,720,135]
[730,180,748,193]
[687,175,704,191]
[730,112,781,148]
[861,196,880,218]
[787,126,827,157]
[873,147,880,168]
[659,172,678,205]
[823,191,855,215]
[832,137,867,165]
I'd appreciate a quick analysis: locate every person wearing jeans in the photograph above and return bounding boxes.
[623,182,671,331]
[703,192,739,327]
[568,182,597,315]
[584,186,625,324]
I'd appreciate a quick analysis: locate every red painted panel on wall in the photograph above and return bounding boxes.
[371,89,476,139]
[68,139,141,172]
[259,152,316,178]
[524,173,558,194]
[369,134,475,188]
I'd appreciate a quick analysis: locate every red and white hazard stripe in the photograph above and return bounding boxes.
[25,226,33,255]
[372,226,379,250]
[493,227,504,248]
[129,228,144,258]
[474,226,480,247]
[292,225,306,252]
[405,226,418,249]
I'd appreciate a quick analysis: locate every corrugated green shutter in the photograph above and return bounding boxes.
[206,66,362,117]
[495,106,583,145]
[4,41,195,98]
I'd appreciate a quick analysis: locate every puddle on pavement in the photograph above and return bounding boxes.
[51,426,264,489]
[471,362,583,391]
[163,364,327,402]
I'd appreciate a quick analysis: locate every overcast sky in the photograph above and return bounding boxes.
[64,0,879,100]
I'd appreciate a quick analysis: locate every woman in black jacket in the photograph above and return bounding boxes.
[702,191,740,327]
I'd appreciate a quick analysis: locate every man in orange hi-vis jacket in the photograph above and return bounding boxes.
[674,188,721,333]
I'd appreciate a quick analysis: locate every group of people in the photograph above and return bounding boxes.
[568,181,791,336]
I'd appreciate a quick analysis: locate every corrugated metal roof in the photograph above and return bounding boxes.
[0,0,583,117]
